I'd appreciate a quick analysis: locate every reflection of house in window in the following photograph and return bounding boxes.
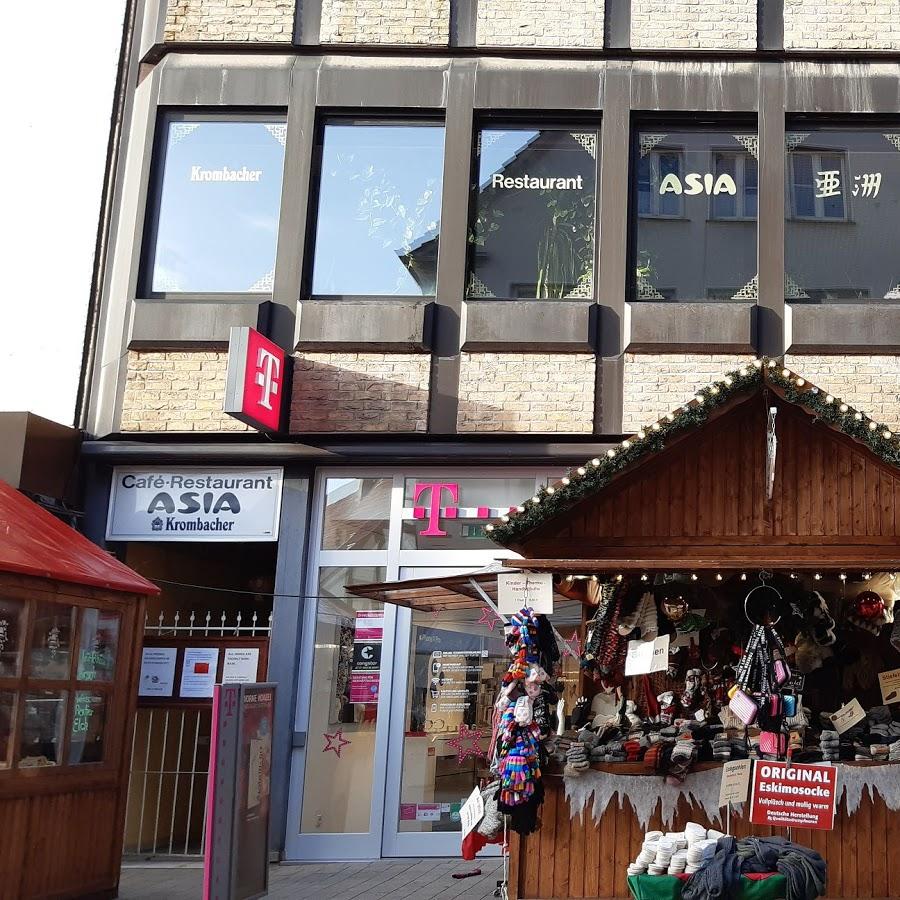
[789,151,848,220]
[405,129,597,300]
[710,151,758,220]
[800,288,871,303]
[637,150,683,218]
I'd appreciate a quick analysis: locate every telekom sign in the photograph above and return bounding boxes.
[412,481,515,537]
[223,326,287,433]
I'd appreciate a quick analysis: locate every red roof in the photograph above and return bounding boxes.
[0,479,159,595]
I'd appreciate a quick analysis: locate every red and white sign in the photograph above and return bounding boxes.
[749,762,838,831]
[410,481,517,537]
[224,326,286,432]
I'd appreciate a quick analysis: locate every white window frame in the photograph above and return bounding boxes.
[788,150,851,222]
[708,150,758,221]
[637,149,685,219]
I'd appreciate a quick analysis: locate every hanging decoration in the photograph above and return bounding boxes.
[322,729,352,758]
[477,606,504,632]
[562,631,582,659]
[487,358,900,546]
[448,723,486,765]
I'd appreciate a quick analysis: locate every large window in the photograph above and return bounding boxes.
[145,116,286,294]
[786,127,900,302]
[310,122,446,297]
[468,125,598,300]
[632,128,758,302]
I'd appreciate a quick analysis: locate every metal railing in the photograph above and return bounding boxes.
[124,610,272,857]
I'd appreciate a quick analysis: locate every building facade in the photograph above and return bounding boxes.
[79,0,900,861]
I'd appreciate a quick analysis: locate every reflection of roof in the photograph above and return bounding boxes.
[0,479,159,594]
[321,479,391,550]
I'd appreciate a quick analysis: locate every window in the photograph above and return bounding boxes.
[468,125,598,300]
[145,115,286,294]
[0,599,120,769]
[310,122,446,297]
[321,478,392,551]
[786,127,900,302]
[633,128,758,303]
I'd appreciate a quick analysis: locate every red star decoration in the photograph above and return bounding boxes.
[563,632,582,659]
[477,607,504,632]
[322,730,351,758]
[447,724,485,765]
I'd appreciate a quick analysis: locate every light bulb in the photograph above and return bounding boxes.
[652,423,661,431]
[501,515,510,523]
[592,457,602,465]
[724,376,733,386]
[561,477,570,486]
[531,496,540,504]
[854,412,863,421]
[695,396,705,405]
[691,573,698,581]
[826,395,834,404]
[768,360,777,368]
[740,573,747,581]
[885,431,893,439]
[606,450,615,458]
[622,440,631,449]
[640,573,648,581]
[666,413,675,422]
[840,404,849,413]
[638,430,646,439]
[814,573,822,580]
[710,386,720,395]
[839,573,847,581]
[516,505,525,513]
[796,378,805,387]
[615,574,623,582]
[715,573,723,581]
[485,524,494,532]
[869,421,878,431]
[782,369,790,378]
[739,368,748,376]
[546,486,555,495]
[752,360,762,369]
[577,467,586,476]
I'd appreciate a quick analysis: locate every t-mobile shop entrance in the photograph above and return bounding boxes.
[284,469,583,860]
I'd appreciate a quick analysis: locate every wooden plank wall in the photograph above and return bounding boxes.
[510,777,900,900]
[522,397,900,561]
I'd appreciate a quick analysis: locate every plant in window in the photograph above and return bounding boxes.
[535,190,594,299]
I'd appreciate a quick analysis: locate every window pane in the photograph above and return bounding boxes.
[468,127,597,300]
[311,124,445,296]
[637,155,652,215]
[0,692,15,769]
[321,478,392,550]
[29,603,75,680]
[300,583,386,834]
[786,129,900,302]
[149,119,285,293]
[19,690,67,767]
[401,477,538,550]
[77,610,120,683]
[68,692,108,765]
[634,130,757,302]
[0,597,26,677]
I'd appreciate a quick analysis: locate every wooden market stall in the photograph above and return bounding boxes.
[0,479,158,900]
[353,361,900,900]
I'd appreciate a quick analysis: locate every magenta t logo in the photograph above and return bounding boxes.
[413,482,459,536]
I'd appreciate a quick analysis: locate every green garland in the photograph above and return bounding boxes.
[488,358,900,547]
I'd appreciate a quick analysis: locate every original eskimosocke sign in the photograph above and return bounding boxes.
[106,467,283,542]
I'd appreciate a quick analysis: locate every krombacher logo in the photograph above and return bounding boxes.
[190,165,263,182]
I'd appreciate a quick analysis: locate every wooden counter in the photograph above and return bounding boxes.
[508,768,900,899]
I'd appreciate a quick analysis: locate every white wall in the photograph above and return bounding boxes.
[0,2,126,426]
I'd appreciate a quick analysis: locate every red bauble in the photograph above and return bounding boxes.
[853,590,885,621]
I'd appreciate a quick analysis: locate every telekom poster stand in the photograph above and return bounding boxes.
[204,683,276,900]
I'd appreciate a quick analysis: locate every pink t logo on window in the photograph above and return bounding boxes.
[412,482,459,536]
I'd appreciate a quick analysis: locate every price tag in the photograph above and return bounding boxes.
[459,786,485,840]
[878,668,900,705]
[718,759,752,807]
[832,698,866,734]
[625,634,670,676]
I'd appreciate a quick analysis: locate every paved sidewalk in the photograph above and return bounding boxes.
[119,858,506,899]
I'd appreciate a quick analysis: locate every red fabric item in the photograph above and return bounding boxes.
[461,830,504,860]
[0,479,159,595]
[643,676,660,718]
[675,873,778,883]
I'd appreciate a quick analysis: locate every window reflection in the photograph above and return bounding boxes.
[311,123,446,296]
[468,127,598,300]
[321,478,392,550]
[786,128,900,302]
[148,118,286,294]
[633,129,758,302]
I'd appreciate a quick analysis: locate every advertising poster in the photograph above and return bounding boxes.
[180,647,220,699]
[138,647,178,697]
[349,611,383,704]
[106,467,283,542]
[749,762,838,831]
[222,648,261,684]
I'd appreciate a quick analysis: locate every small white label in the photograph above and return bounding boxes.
[832,698,866,734]
[497,572,553,615]
[719,759,752,807]
[878,668,900,705]
[459,786,485,840]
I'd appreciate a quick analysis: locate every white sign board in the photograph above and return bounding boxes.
[497,572,554,615]
[222,647,261,684]
[106,467,283,542]
[460,786,485,840]
[718,759,752,807]
[624,634,670,676]
[138,647,177,697]
[832,698,866,734]
[180,647,220,699]
[878,668,900,704]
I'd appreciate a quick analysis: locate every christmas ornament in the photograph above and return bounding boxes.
[477,607,503,632]
[853,590,885,621]
[658,585,689,623]
[322,730,351,758]
[562,631,582,659]
[447,723,485,764]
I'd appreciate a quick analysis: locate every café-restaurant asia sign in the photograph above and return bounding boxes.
[107,467,283,542]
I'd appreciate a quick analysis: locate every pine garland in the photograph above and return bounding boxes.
[488,357,900,547]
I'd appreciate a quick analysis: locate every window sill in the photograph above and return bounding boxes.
[786,216,855,225]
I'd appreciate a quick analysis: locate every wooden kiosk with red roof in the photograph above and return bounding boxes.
[0,480,158,899]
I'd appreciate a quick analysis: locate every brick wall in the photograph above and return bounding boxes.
[319,0,449,43]
[290,353,431,431]
[623,353,756,432]
[457,353,596,433]
[476,0,605,47]
[785,355,900,431]
[784,0,900,49]
[631,0,756,49]
[164,0,295,41]
[120,352,250,432]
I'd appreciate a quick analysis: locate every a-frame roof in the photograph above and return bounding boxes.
[487,359,900,569]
